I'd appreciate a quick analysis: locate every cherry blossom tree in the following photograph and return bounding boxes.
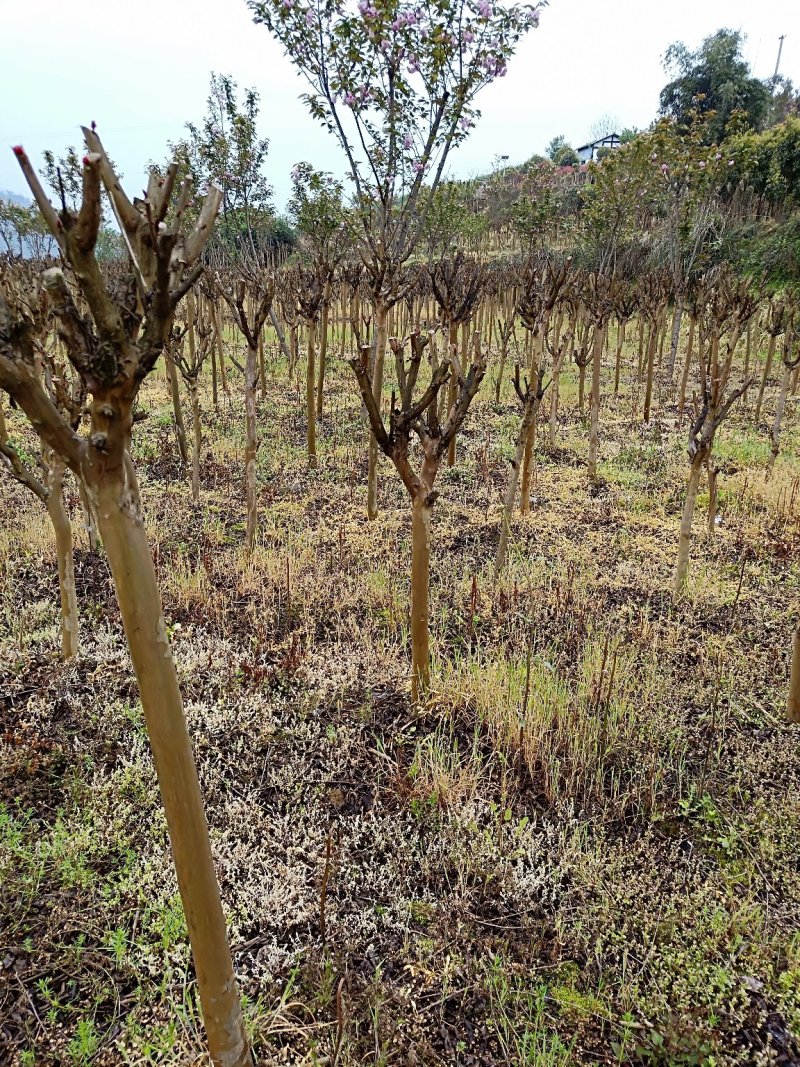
[249,0,545,517]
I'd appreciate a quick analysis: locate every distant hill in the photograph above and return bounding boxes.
[0,189,30,207]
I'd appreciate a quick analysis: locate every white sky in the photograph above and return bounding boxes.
[0,0,796,212]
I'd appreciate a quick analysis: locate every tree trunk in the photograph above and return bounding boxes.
[664,296,684,385]
[754,334,777,425]
[367,302,388,519]
[90,468,251,1067]
[614,320,625,395]
[244,344,258,553]
[673,450,706,599]
[45,456,79,659]
[706,462,718,538]
[410,491,432,701]
[678,315,696,420]
[306,320,318,468]
[189,382,202,505]
[316,282,331,418]
[445,321,459,468]
[588,323,604,481]
[167,356,189,466]
[768,362,791,475]
[211,302,228,396]
[643,320,657,423]
[788,620,800,723]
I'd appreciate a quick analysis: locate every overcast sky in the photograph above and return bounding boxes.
[0,0,796,213]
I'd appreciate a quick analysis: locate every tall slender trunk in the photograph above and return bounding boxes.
[258,326,266,395]
[755,334,777,425]
[244,344,258,553]
[306,320,318,468]
[768,363,791,475]
[788,620,800,723]
[90,468,251,1067]
[367,302,388,519]
[410,491,432,701]
[673,450,706,599]
[78,478,100,553]
[678,315,696,420]
[189,381,202,504]
[446,321,459,467]
[643,320,658,423]
[614,320,626,395]
[664,296,684,385]
[211,302,228,396]
[706,461,718,538]
[588,323,604,481]
[167,356,189,466]
[316,282,331,418]
[45,456,79,659]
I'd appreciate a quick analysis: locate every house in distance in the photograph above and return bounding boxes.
[577,133,622,163]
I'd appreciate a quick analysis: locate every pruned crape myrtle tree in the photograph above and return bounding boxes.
[492,362,549,583]
[515,257,570,509]
[169,290,215,504]
[250,0,544,519]
[0,138,253,1067]
[673,271,757,599]
[585,271,614,482]
[0,270,81,658]
[214,262,276,553]
[295,265,327,467]
[351,329,485,699]
[288,162,348,419]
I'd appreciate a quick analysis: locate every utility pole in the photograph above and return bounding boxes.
[772,34,785,86]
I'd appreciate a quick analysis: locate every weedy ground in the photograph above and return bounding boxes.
[1,327,800,1067]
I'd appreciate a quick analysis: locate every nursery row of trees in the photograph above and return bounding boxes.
[1,6,798,1067]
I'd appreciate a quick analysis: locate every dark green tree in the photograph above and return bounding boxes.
[659,29,771,142]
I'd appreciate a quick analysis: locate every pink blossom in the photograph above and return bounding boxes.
[403,134,413,149]
[305,10,315,25]
[463,29,475,43]
[476,0,493,17]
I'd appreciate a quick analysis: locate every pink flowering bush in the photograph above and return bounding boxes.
[248,0,544,243]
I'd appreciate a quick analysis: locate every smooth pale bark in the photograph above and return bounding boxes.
[445,322,459,467]
[189,382,202,504]
[244,344,258,553]
[643,320,658,423]
[306,320,318,468]
[678,316,696,420]
[167,355,189,466]
[367,302,388,519]
[89,468,251,1067]
[258,327,266,395]
[614,320,626,395]
[788,621,800,723]
[768,363,792,475]
[587,323,604,481]
[754,333,777,425]
[577,357,587,413]
[45,455,79,659]
[706,462,718,538]
[636,317,645,382]
[673,450,707,599]
[211,302,228,396]
[316,281,331,418]
[410,492,432,701]
[664,298,684,385]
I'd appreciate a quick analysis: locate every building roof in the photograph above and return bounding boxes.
[576,133,621,152]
